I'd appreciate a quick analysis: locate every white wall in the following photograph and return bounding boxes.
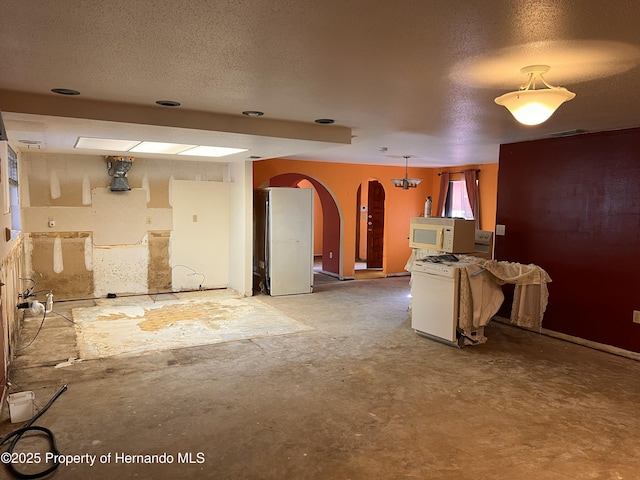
[228,160,253,296]
[171,180,230,290]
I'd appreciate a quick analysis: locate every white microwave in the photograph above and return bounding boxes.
[409,217,475,253]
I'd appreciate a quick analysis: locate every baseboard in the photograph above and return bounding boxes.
[493,316,640,361]
[540,328,640,361]
[319,270,352,280]
[386,272,410,278]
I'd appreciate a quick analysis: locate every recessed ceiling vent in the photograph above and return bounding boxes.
[105,156,134,191]
[548,129,588,138]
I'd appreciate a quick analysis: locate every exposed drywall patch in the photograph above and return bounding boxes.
[23,207,95,233]
[82,173,91,205]
[30,231,91,240]
[148,231,171,292]
[92,188,147,246]
[50,170,61,199]
[24,152,110,206]
[53,236,64,273]
[93,244,149,297]
[142,173,150,203]
[145,208,172,230]
[84,236,93,271]
[29,233,94,299]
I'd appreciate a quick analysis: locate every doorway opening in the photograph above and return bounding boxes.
[265,173,343,280]
[355,180,386,279]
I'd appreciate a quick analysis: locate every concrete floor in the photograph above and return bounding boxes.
[1,274,639,479]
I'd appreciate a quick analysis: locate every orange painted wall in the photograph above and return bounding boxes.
[254,159,498,277]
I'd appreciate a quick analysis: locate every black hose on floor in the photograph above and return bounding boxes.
[0,384,68,479]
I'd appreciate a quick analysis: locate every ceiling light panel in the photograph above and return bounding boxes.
[75,137,141,151]
[178,146,248,157]
[129,141,196,154]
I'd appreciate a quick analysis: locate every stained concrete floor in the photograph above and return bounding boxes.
[1,274,639,479]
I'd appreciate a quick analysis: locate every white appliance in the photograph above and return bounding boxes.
[409,217,475,253]
[411,260,460,346]
[472,230,494,259]
[254,188,314,296]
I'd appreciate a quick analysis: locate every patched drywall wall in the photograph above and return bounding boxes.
[92,188,147,245]
[21,152,229,299]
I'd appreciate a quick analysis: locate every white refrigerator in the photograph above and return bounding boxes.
[254,187,314,296]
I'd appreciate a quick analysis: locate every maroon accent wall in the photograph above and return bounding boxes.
[268,173,341,275]
[495,127,640,353]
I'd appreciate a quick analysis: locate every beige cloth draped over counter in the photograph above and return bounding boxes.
[406,250,552,338]
[458,256,552,334]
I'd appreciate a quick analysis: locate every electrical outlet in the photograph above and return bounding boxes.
[496,224,506,236]
[634,310,640,324]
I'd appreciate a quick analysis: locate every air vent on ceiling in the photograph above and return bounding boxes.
[548,129,588,138]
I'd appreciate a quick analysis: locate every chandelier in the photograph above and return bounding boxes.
[391,156,422,190]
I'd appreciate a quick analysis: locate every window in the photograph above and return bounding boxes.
[444,179,474,219]
[8,145,21,238]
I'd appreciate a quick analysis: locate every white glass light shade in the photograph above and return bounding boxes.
[495,88,576,126]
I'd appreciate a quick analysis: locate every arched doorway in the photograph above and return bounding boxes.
[263,173,343,279]
[355,179,386,279]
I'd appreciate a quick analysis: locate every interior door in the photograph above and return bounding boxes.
[268,188,313,296]
[366,180,385,269]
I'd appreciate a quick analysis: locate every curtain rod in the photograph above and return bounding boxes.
[437,169,480,176]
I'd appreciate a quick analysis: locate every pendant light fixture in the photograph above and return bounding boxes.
[494,65,575,126]
[391,155,422,190]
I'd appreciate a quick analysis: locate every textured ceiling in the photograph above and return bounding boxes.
[1,0,639,166]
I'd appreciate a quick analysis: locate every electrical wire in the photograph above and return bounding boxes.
[50,311,77,325]
[0,384,68,479]
[16,310,47,352]
[171,264,206,288]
